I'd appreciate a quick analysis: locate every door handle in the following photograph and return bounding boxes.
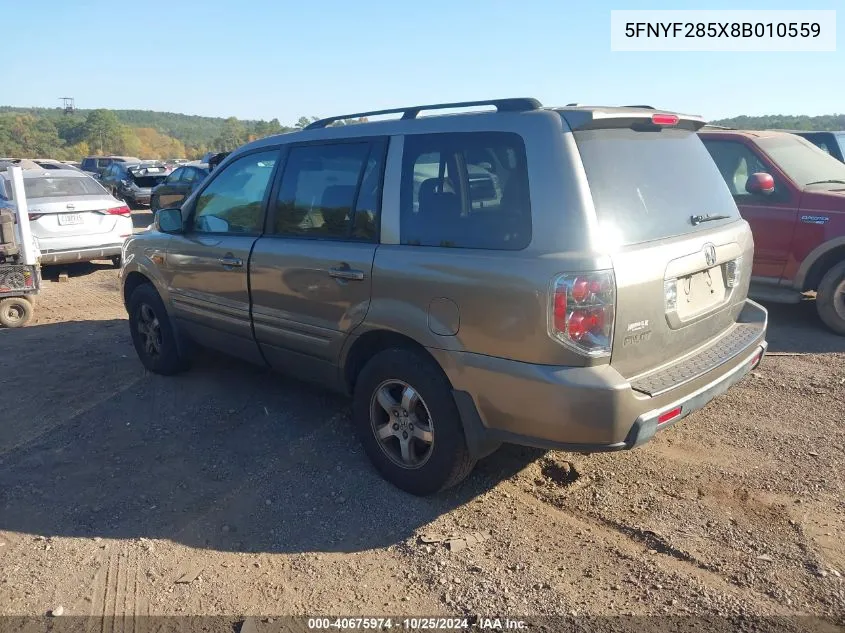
[329,266,365,281]
[218,256,243,268]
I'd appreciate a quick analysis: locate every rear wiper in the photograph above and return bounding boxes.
[690,213,731,226]
[805,179,845,186]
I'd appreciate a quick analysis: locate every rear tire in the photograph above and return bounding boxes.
[0,297,33,328]
[352,348,476,496]
[817,261,845,335]
[128,283,188,374]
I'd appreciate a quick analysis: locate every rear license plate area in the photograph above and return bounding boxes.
[674,266,726,319]
[58,213,83,226]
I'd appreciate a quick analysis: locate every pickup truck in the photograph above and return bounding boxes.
[699,128,845,334]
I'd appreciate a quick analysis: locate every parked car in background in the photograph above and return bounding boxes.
[32,159,84,172]
[0,158,84,172]
[99,161,169,207]
[0,167,132,266]
[80,155,142,177]
[699,128,845,334]
[786,130,845,163]
[121,98,767,495]
[150,163,209,212]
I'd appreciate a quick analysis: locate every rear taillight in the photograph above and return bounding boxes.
[549,271,615,356]
[28,213,43,221]
[105,205,131,216]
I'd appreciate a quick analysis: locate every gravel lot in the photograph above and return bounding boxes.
[1,213,843,626]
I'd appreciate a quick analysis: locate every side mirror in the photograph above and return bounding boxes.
[156,208,184,234]
[746,172,775,195]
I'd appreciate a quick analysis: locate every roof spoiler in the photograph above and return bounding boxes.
[561,108,706,132]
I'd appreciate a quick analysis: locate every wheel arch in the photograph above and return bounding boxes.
[798,239,845,292]
[342,329,440,395]
[122,270,154,312]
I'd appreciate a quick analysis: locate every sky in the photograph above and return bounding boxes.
[2,0,842,124]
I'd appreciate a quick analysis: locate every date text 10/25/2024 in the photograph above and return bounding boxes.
[306,618,528,630]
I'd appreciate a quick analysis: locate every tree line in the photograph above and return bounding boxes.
[0,108,366,161]
[710,113,845,131]
[5,105,840,161]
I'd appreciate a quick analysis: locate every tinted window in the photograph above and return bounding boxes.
[183,168,200,184]
[273,142,381,240]
[701,140,778,198]
[22,176,107,198]
[574,127,740,246]
[192,150,277,234]
[756,134,845,187]
[400,132,531,250]
[167,168,184,183]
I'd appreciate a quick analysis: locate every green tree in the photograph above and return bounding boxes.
[84,109,124,154]
[215,116,246,151]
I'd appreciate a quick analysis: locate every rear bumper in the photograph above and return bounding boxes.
[39,244,124,264]
[436,299,768,457]
[126,193,151,206]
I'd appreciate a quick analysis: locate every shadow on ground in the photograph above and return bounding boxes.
[759,298,845,354]
[1,298,839,555]
[0,319,539,556]
[39,260,118,281]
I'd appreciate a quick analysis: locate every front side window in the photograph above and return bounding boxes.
[272,142,383,241]
[400,132,531,250]
[702,140,774,198]
[192,150,278,234]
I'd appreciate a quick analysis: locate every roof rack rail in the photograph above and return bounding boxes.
[624,105,655,109]
[304,98,543,130]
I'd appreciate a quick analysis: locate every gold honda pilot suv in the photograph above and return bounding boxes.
[120,98,768,495]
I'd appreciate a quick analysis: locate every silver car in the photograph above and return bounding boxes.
[0,168,134,266]
[121,98,768,496]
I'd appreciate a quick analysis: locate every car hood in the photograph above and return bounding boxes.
[800,188,845,212]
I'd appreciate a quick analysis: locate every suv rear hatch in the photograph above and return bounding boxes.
[128,165,168,189]
[562,109,753,380]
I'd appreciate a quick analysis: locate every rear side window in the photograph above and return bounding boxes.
[574,127,740,246]
[400,132,531,250]
[272,141,384,241]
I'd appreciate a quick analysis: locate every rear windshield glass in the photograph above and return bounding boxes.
[572,127,740,245]
[756,135,845,187]
[20,176,106,199]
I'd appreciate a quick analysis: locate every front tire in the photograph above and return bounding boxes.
[128,283,188,374]
[0,297,33,328]
[817,261,845,335]
[352,348,476,495]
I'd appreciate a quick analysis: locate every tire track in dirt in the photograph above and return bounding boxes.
[501,478,794,615]
[89,543,148,626]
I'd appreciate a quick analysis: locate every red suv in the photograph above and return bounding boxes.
[699,128,845,334]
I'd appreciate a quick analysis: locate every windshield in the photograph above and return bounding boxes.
[572,127,740,245]
[20,176,107,199]
[757,135,845,186]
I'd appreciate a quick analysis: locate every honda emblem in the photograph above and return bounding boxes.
[703,243,717,267]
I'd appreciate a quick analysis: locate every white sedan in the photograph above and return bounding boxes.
[0,168,133,266]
